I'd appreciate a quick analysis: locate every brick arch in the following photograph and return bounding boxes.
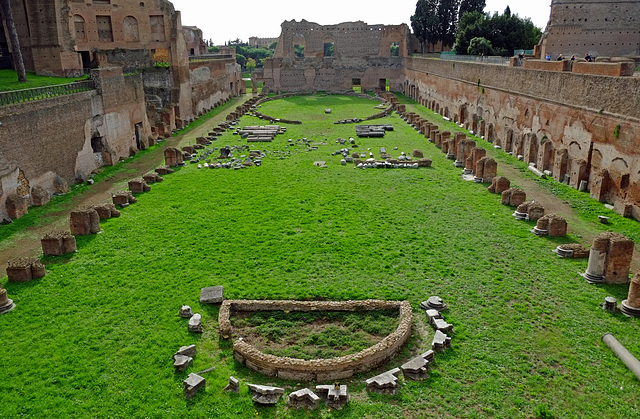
[123,16,139,42]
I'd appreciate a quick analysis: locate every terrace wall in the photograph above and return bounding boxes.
[0,67,149,220]
[403,57,640,220]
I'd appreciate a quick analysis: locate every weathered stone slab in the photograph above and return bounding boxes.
[200,286,224,304]
[179,305,193,318]
[247,383,284,405]
[188,313,202,333]
[432,330,452,351]
[316,384,349,410]
[175,345,197,357]
[173,354,193,372]
[401,350,434,380]
[223,376,240,393]
[183,373,205,399]
[365,367,401,395]
[287,388,320,409]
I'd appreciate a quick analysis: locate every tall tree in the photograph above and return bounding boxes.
[0,0,27,82]
[458,0,486,18]
[437,0,461,50]
[411,0,439,53]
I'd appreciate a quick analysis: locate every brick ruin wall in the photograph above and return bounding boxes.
[403,57,640,220]
[540,0,640,59]
[259,20,411,93]
[0,68,150,220]
[188,58,243,117]
[220,300,413,381]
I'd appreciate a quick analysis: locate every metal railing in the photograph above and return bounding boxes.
[62,68,91,78]
[0,80,95,107]
[189,54,234,61]
[439,53,510,66]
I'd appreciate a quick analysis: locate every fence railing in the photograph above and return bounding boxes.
[63,68,91,78]
[0,80,95,107]
[189,54,235,61]
[439,53,510,66]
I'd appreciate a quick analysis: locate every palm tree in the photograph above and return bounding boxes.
[0,0,27,82]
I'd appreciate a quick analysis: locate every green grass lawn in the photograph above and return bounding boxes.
[1,94,639,418]
[0,70,89,92]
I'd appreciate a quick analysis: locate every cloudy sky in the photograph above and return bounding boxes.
[171,0,552,45]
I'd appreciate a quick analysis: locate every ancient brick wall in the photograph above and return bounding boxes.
[220,300,413,381]
[403,57,640,220]
[188,58,241,116]
[0,68,149,220]
[261,20,412,93]
[539,0,640,59]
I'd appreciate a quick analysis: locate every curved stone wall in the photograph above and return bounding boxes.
[219,299,413,381]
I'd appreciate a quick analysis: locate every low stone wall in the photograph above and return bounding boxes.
[219,300,412,381]
[572,61,635,77]
[523,59,571,72]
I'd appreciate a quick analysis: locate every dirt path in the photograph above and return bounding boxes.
[0,95,248,277]
[404,104,640,273]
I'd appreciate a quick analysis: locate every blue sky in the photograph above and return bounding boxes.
[170,0,552,45]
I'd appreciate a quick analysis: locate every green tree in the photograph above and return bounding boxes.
[411,0,440,53]
[0,0,27,82]
[246,57,256,73]
[268,42,278,50]
[236,53,246,67]
[458,0,485,18]
[437,0,461,50]
[467,36,493,55]
[294,45,305,58]
[454,9,541,56]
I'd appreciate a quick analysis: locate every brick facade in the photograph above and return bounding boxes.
[539,0,640,59]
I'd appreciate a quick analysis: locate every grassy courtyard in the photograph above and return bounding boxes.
[1,94,639,418]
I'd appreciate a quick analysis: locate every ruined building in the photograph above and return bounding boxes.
[0,0,242,219]
[256,20,416,92]
[539,0,640,59]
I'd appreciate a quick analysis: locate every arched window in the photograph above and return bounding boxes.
[123,16,140,42]
[74,15,86,41]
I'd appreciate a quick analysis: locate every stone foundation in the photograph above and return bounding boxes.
[69,207,101,236]
[41,231,77,256]
[7,257,46,282]
[220,300,412,381]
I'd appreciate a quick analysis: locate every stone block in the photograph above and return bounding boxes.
[31,185,50,207]
[173,355,193,372]
[316,385,349,410]
[365,368,401,395]
[128,179,150,193]
[70,208,100,236]
[179,305,193,318]
[183,373,205,399]
[572,61,635,77]
[0,288,16,314]
[488,176,510,194]
[176,345,197,357]
[401,350,434,380]
[287,388,320,410]
[7,257,45,282]
[188,313,202,333]
[501,188,526,207]
[223,376,240,393]
[200,286,224,304]
[432,330,452,351]
[5,194,29,219]
[247,384,284,405]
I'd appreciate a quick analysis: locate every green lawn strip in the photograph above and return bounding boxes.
[400,94,640,245]
[0,97,242,245]
[1,95,639,417]
[0,70,89,91]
